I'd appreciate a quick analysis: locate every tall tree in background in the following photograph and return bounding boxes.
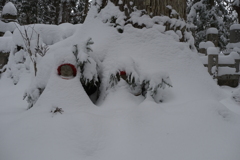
[0,0,89,25]
[187,0,235,50]
[99,0,187,19]
[0,0,7,11]
[222,0,240,23]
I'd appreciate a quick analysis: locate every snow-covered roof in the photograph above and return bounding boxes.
[206,27,218,35]
[2,2,17,16]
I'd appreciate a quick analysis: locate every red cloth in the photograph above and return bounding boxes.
[119,71,126,75]
[57,63,77,76]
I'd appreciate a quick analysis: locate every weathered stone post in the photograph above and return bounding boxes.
[230,24,240,43]
[208,55,218,76]
[0,52,9,69]
[199,42,207,55]
[206,28,218,47]
[207,47,219,77]
[229,24,240,73]
[1,2,18,23]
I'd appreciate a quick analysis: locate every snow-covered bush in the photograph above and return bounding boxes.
[100,56,172,103]
[73,38,100,101]
[141,72,172,103]
[94,1,195,51]
[102,56,141,95]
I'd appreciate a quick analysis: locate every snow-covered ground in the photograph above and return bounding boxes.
[0,4,240,160]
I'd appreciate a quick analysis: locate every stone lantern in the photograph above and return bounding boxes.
[206,28,218,47]
[1,2,18,23]
[230,24,240,43]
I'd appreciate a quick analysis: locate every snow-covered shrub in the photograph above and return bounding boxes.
[73,38,100,101]
[95,1,195,50]
[100,56,172,103]
[24,85,44,109]
[101,56,141,96]
[6,45,30,85]
[141,72,172,102]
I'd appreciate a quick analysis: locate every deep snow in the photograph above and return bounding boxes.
[0,4,240,160]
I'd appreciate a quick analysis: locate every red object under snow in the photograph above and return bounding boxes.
[57,63,77,76]
[119,71,126,75]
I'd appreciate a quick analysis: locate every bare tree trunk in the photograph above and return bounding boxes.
[83,0,89,21]
[61,2,67,23]
[53,0,61,24]
[1,0,6,8]
[233,6,240,23]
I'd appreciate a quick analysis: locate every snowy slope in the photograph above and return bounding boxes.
[0,5,240,160]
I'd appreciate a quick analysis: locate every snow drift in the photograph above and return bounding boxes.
[0,3,240,160]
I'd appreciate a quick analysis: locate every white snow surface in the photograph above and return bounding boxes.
[12,23,81,46]
[0,6,240,160]
[199,41,215,49]
[207,47,219,55]
[206,27,218,35]
[0,20,18,32]
[219,55,236,64]
[218,67,238,76]
[0,36,12,52]
[230,51,240,60]
[1,2,17,16]
[230,24,240,30]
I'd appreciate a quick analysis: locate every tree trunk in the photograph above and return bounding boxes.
[53,0,61,24]
[233,6,240,23]
[83,0,89,21]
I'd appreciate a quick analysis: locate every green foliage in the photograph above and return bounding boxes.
[142,79,172,98]
[108,71,172,102]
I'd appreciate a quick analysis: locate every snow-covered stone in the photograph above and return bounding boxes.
[218,66,238,76]
[199,41,215,49]
[230,51,240,60]
[0,20,18,33]
[207,47,219,55]
[2,2,17,16]
[3,31,12,37]
[219,55,235,64]
[206,27,218,35]
[230,24,240,30]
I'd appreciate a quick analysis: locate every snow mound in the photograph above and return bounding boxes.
[0,4,240,160]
